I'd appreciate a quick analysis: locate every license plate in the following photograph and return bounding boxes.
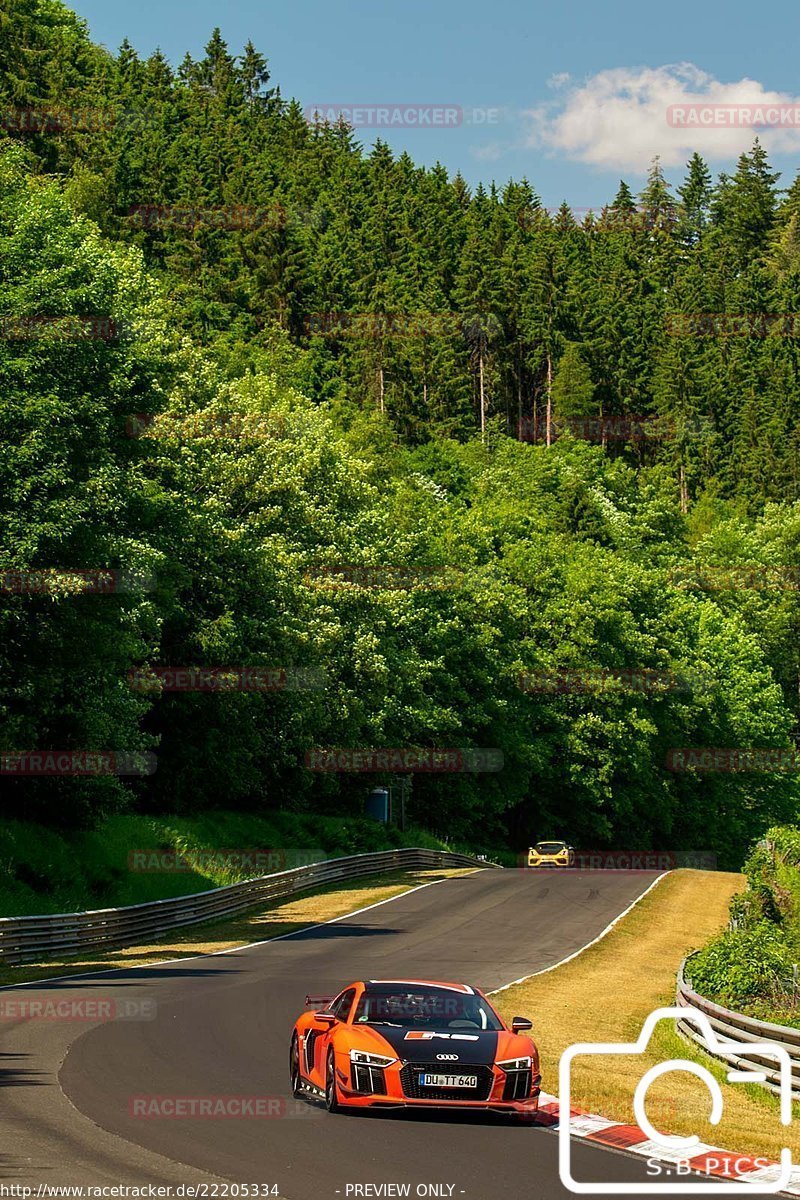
[419,1073,478,1088]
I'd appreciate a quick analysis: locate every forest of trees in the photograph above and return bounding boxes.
[2,0,800,867]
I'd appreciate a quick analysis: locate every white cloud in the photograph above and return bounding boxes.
[470,142,507,162]
[525,63,800,171]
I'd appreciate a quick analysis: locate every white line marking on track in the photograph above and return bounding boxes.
[487,871,668,994]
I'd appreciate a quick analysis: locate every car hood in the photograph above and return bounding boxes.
[360,1025,501,1065]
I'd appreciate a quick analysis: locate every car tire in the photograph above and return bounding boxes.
[289,1033,304,1099]
[325,1048,343,1113]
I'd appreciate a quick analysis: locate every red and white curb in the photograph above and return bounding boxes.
[535,1090,800,1194]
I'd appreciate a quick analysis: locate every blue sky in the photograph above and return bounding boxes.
[71,0,800,209]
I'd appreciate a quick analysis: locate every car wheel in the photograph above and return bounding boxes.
[325,1048,343,1113]
[289,1033,304,1099]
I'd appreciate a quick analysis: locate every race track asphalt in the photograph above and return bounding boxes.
[1,868,721,1198]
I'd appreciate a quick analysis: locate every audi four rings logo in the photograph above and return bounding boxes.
[436,1053,459,1060]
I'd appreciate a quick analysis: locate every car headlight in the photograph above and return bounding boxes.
[350,1049,396,1067]
[498,1056,532,1071]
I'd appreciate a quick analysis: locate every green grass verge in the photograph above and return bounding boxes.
[493,869,800,1162]
[0,810,453,916]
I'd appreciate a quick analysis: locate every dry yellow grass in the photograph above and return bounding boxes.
[494,869,800,1162]
[0,867,472,989]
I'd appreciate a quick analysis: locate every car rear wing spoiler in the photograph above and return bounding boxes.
[305,994,334,1008]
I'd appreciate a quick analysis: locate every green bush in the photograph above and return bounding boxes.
[689,922,797,1009]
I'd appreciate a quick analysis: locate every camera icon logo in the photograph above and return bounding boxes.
[558,1005,794,1194]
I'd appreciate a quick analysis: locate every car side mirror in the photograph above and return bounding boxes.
[511,1016,533,1032]
[314,1011,337,1026]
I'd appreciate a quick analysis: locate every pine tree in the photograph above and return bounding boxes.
[238,40,276,110]
[678,153,713,243]
[711,140,780,266]
[609,180,637,228]
[552,201,576,233]
[781,171,800,221]
[520,228,565,444]
[551,342,596,436]
[454,187,505,440]
[639,157,678,232]
[768,214,800,280]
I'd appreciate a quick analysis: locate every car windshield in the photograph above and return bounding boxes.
[353,989,503,1031]
[535,842,566,854]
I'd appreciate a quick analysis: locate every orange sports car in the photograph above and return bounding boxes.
[289,979,541,1120]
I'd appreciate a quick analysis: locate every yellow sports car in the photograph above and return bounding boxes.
[527,840,575,868]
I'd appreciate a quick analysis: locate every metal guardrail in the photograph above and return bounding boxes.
[677,956,800,1098]
[0,847,495,966]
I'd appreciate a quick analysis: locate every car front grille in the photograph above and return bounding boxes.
[399,1062,495,1101]
[351,1063,387,1094]
[502,1068,532,1101]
